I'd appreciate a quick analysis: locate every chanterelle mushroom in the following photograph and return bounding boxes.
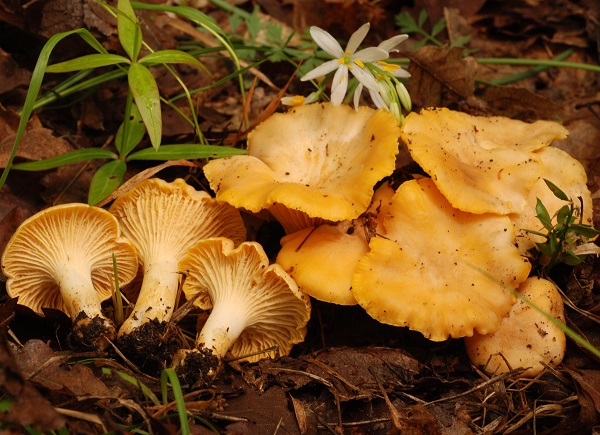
[464,276,566,378]
[203,102,400,233]
[510,146,595,256]
[109,178,245,370]
[400,108,568,214]
[275,182,396,305]
[1,204,138,350]
[172,237,311,386]
[352,178,532,341]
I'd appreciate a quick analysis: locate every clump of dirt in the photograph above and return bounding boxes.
[174,347,220,388]
[116,319,184,375]
[67,312,114,351]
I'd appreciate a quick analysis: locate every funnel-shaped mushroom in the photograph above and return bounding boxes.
[464,276,566,378]
[204,102,400,233]
[400,108,568,214]
[352,179,532,341]
[109,178,245,369]
[1,204,138,349]
[510,146,595,256]
[173,237,311,386]
[275,182,396,305]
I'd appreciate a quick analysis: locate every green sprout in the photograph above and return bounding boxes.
[526,179,599,273]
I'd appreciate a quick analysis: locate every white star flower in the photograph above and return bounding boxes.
[301,23,389,106]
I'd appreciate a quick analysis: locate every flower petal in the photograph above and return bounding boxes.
[353,83,364,110]
[310,26,344,57]
[351,64,378,91]
[301,59,340,82]
[368,87,388,109]
[346,23,370,54]
[391,68,411,78]
[331,66,349,106]
[378,34,409,53]
[352,47,389,63]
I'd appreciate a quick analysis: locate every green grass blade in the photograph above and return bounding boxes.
[45,53,130,73]
[102,368,161,406]
[12,148,118,171]
[128,63,162,149]
[127,144,246,161]
[0,28,107,190]
[88,160,127,205]
[160,368,191,435]
[138,50,206,70]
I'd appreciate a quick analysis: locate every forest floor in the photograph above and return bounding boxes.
[0,0,599,433]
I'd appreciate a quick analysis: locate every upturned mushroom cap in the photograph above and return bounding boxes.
[173,237,311,385]
[352,178,532,341]
[464,276,566,378]
[400,108,569,214]
[203,103,400,229]
[1,203,138,349]
[510,146,595,255]
[275,182,396,305]
[109,178,246,336]
[276,221,367,305]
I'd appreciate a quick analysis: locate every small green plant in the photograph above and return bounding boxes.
[395,9,472,51]
[526,179,599,273]
[0,0,247,205]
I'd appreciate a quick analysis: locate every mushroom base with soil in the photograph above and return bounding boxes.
[172,347,220,388]
[67,312,116,351]
[117,319,185,376]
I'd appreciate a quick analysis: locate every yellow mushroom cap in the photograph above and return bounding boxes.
[203,103,400,223]
[464,276,566,378]
[1,203,138,318]
[400,108,569,214]
[276,221,368,305]
[352,178,531,341]
[510,146,595,255]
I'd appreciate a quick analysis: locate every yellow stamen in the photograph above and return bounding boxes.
[377,61,400,72]
[354,59,365,68]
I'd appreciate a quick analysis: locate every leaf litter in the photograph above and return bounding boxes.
[0,0,599,433]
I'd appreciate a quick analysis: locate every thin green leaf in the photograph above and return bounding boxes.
[132,2,224,36]
[12,148,118,171]
[571,224,600,238]
[161,368,191,435]
[118,0,142,61]
[127,144,246,161]
[138,50,206,71]
[534,198,553,230]
[116,102,146,156]
[543,178,570,201]
[556,205,572,225]
[0,28,106,189]
[418,9,429,27]
[431,18,446,37]
[45,54,130,73]
[128,63,162,150]
[88,160,127,205]
[102,368,161,406]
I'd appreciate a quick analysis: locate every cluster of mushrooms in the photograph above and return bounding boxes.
[2,102,595,383]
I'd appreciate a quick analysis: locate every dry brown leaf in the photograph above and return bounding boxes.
[406,45,477,108]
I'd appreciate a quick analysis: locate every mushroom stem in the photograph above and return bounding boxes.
[55,262,116,348]
[195,297,249,359]
[118,259,180,336]
[56,263,109,321]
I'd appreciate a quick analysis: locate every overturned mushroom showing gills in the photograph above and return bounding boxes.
[352,178,532,341]
[173,237,311,386]
[400,108,569,214]
[1,204,138,350]
[204,102,400,233]
[109,178,246,371]
[464,276,566,378]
